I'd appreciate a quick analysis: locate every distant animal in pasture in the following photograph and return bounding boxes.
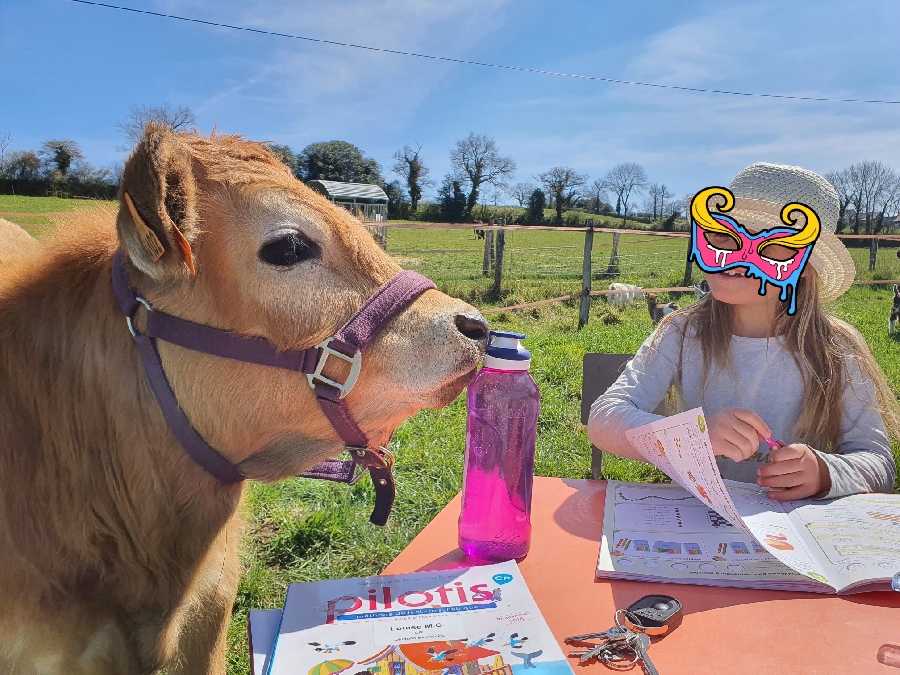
[473,221,485,240]
[607,282,644,307]
[694,279,710,300]
[890,284,900,333]
[647,293,680,323]
[0,124,488,675]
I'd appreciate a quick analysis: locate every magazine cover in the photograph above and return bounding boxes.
[265,561,572,675]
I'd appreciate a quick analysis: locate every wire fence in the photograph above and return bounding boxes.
[379,221,900,323]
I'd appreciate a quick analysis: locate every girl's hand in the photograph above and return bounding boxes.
[757,444,831,500]
[707,408,772,462]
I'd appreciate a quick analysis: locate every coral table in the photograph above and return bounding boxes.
[384,477,900,674]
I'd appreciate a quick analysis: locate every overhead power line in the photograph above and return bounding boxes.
[69,0,900,105]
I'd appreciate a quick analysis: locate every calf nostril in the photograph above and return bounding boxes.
[454,314,489,342]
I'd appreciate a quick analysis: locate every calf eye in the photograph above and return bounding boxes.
[259,232,318,266]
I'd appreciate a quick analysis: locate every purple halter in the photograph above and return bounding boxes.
[111,250,436,525]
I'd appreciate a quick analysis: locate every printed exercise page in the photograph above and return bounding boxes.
[724,481,833,587]
[782,493,900,592]
[624,408,833,585]
[597,481,822,590]
[625,408,752,538]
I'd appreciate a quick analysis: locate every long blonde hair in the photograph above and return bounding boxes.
[666,272,900,451]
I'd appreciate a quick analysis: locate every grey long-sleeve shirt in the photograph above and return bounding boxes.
[588,316,896,498]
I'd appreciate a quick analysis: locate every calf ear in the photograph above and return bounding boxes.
[117,122,198,279]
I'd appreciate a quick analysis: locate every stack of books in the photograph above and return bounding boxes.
[248,561,573,675]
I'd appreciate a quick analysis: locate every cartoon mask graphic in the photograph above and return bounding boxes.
[689,187,820,315]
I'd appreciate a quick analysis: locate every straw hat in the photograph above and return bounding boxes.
[723,162,855,303]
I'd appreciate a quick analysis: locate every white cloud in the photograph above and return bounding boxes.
[155,0,514,145]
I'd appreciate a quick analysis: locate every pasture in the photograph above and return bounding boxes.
[1,199,897,673]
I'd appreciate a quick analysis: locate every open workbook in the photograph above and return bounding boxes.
[597,408,900,594]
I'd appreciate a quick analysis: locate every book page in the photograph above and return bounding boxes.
[782,493,900,592]
[624,408,832,586]
[267,561,572,675]
[724,481,833,586]
[625,408,753,538]
[597,481,822,590]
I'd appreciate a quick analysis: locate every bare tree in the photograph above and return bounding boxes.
[825,168,856,232]
[509,182,535,208]
[116,103,196,148]
[845,160,895,235]
[647,183,674,219]
[392,144,431,212]
[589,178,607,213]
[601,163,648,228]
[449,133,516,219]
[4,151,42,181]
[0,133,11,175]
[539,166,588,224]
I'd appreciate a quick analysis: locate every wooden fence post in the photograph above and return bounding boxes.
[482,226,494,276]
[606,232,620,277]
[869,236,879,272]
[579,220,594,329]
[492,221,505,297]
[682,235,694,287]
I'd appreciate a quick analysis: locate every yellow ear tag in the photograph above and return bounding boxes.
[124,192,165,262]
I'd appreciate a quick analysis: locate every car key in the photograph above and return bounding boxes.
[631,632,659,675]
[622,594,682,636]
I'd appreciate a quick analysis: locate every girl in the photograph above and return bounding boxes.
[589,163,899,500]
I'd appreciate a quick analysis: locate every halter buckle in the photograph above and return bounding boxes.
[346,446,395,484]
[307,338,362,398]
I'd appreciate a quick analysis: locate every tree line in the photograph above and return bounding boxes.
[0,104,198,200]
[0,135,120,200]
[267,132,684,227]
[0,103,678,229]
[36,104,900,237]
[825,161,900,235]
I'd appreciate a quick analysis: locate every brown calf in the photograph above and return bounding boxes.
[0,124,487,674]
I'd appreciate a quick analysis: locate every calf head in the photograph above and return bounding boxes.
[117,124,487,481]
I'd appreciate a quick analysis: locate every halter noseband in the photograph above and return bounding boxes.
[111,250,436,525]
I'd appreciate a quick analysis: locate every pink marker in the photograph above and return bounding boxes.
[762,436,783,451]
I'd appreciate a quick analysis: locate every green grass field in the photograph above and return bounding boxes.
[2,198,896,672]
[0,194,117,233]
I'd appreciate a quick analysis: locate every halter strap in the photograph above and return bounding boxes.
[111,250,435,525]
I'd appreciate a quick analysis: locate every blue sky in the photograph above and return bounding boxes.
[3,0,899,203]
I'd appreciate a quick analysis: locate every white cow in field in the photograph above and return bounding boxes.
[607,283,644,307]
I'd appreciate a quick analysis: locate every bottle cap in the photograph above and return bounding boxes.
[483,331,531,370]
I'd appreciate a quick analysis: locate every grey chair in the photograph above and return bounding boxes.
[581,353,633,480]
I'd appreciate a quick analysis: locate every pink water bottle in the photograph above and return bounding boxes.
[458,331,540,561]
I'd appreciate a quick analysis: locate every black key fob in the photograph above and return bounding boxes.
[623,594,683,635]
